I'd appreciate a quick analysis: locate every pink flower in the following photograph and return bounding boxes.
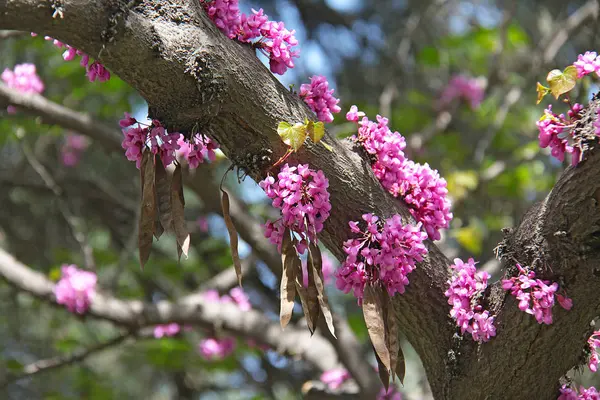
[336,213,427,302]
[54,264,97,314]
[320,368,350,390]
[502,263,571,325]
[573,51,600,78]
[120,116,183,168]
[299,75,341,123]
[198,337,236,360]
[439,75,485,110]
[197,216,209,232]
[61,133,89,167]
[176,133,218,168]
[1,63,45,113]
[260,164,331,253]
[445,258,496,342]
[560,384,600,400]
[153,323,181,338]
[346,106,452,240]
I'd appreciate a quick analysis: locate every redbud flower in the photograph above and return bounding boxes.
[54,264,97,314]
[502,263,572,325]
[574,51,600,78]
[347,106,452,240]
[336,213,428,302]
[587,330,600,373]
[377,386,403,400]
[61,133,89,167]
[176,133,218,168]
[198,337,236,360]
[320,368,350,390]
[559,384,600,400]
[260,164,331,254]
[299,75,341,123]
[445,258,496,342]
[1,63,45,113]
[439,75,485,110]
[154,323,181,338]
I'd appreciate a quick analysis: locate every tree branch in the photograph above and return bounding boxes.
[2,1,600,398]
[0,247,341,375]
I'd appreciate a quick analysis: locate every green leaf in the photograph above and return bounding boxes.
[536,82,550,105]
[277,121,307,151]
[416,46,440,67]
[546,67,577,99]
[5,359,23,372]
[321,141,333,152]
[309,121,325,144]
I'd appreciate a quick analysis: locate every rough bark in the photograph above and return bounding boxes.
[1,1,600,398]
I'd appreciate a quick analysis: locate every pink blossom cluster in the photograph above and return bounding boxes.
[573,51,600,78]
[378,387,402,400]
[153,323,181,338]
[444,258,496,343]
[335,213,428,302]
[61,133,89,167]
[320,368,350,390]
[176,133,219,169]
[502,263,572,325]
[200,2,299,74]
[439,75,485,110]
[197,288,252,360]
[299,75,341,123]
[199,337,236,360]
[54,264,97,314]
[259,163,331,254]
[1,63,45,113]
[302,252,336,287]
[536,104,581,165]
[119,113,181,168]
[346,106,452,241]
[559,384,600,400]
[33,35,110,82]
[587,330,600,373]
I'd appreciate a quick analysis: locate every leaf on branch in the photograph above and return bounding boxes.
[306,120,325,144]
[363,283,391,385]
[221,188,243,286]
[138,151,157,269]
[278,121,307,151]
[154,157,173,236]
[308,243,336,338]
[546,66,577,99]
[280,228,297,329]
[171,164,190,260]
[536,82,550,105]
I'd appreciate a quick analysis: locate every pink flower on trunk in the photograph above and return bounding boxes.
[54,264,97,314]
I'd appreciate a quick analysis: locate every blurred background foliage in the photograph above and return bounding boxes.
[1,0,600,399]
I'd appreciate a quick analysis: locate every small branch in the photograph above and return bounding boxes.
[20,139,96,270]
[3,331,133,386]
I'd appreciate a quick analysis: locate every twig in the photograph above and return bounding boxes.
[20,139,96,270]
[2,331,133,386]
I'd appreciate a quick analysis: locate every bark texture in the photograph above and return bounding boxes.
[1,1,600,398]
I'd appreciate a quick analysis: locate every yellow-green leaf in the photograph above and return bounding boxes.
[309,121,325,143]
[546,67,577,99]
[278,121,307,151]
[536,82,550,105]
[321,141,333,152]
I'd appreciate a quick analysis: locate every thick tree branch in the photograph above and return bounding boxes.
[0,247,341,375]
[3,1,600,398]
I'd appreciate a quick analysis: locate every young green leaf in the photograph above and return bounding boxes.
[536,82,550,105]
[278,121,307,151]
[221,189,243,286]
[546,67,577,99]
[309,121,325,144]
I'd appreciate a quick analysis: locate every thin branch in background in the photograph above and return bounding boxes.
[19,139,96,271]
[0,30,26,40]
[2,331,134,387]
